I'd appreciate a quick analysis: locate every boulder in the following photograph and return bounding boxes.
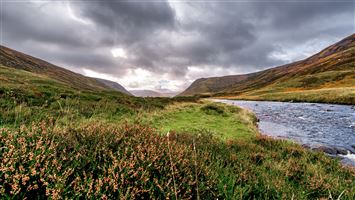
[313,146,337,155]
[313,146,349,155]
[335,148,348,155]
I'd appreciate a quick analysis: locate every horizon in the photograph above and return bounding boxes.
[1,0,353,92]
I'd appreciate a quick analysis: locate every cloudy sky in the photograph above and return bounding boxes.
[1,0,354,92]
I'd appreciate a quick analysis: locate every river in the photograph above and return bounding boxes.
[214,99,355,166]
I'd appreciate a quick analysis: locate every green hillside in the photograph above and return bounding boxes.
[180,34,355,104]
[0,45,130,94]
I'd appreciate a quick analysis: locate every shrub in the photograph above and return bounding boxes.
[200,104,226,115]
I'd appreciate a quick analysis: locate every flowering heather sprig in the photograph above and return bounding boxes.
[167,131,178,199]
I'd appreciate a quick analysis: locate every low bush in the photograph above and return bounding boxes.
[201,104,226,115]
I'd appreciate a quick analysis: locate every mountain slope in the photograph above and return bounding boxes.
[0,45,129,94]
[95,78,132,95]
[180,34,355,104]
[181,74,253,96]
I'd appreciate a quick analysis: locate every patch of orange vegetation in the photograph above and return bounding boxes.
[321,75,355,89]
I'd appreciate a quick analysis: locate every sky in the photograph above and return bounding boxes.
[1,0,354,92]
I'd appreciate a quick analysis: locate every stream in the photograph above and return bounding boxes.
[214,99,355,166]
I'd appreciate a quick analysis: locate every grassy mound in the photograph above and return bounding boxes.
[144,103,257,141]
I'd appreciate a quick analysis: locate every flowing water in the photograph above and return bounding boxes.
[214,99,355,166]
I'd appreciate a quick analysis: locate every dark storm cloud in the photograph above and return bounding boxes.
[1,0,353,90]
[254,0,352,29]
[168,1,354,70]
[1,0,176,75]
[71,0,175,45]
[3,2,100,49]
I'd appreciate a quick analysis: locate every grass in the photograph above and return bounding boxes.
[0,66,198,127]
[142,102,257,141]
[0,66,354,199]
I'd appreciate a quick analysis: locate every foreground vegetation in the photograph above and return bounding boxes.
[2,120,354,199]
[1,66,354,199]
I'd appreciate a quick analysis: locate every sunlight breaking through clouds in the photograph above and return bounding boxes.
[111,48,128,59]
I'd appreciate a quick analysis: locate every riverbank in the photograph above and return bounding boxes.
[1,98,354,198]
[215,87,355,105]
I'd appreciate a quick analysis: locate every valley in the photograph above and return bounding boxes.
[2,1,354,199]
[1,45,354,199]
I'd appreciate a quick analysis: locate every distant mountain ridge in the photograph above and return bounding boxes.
[129,90,179,97]
[130,90,163,97]
[179,34,355,104]
[0,45,130,95]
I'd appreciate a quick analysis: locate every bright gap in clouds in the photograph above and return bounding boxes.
[82,68,120,83]
[111,48,127,58]
[82,68,185,92]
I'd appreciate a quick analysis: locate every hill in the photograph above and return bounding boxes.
[0,45,130,94]
[180,74,253,96]
[180,34,355,104]
[95,78,132,95]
